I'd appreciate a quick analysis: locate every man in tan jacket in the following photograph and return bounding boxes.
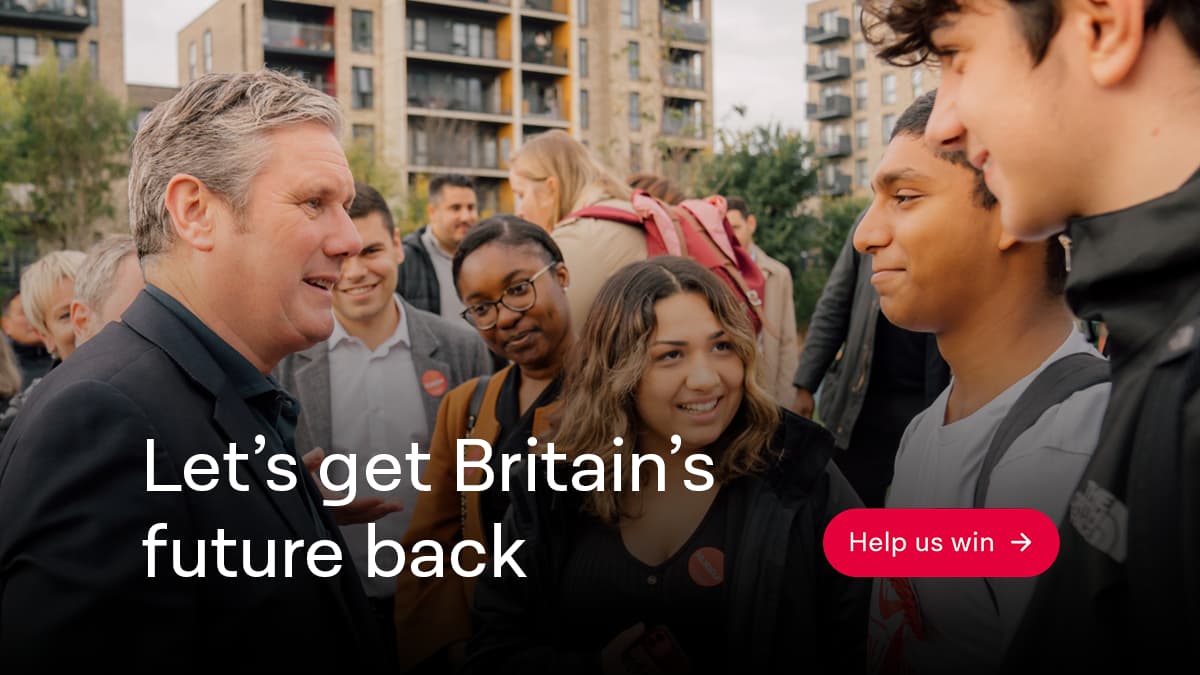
[726,197,799,405]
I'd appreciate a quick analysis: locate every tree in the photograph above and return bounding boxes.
[692,121,832,326]
[14,57,133,250]
[0,73,24,245]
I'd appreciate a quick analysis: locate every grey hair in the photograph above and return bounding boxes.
[74,234,138,313]
[20,250,86,338]
[128,69,344,263]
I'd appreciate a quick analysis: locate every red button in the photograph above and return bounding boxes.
[823,508,1059,578]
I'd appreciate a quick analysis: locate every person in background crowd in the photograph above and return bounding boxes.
[1,291,54,387]
[20,250,85,363]
[790,218,948,507]
[277,181,491,666]
[862,1,1200,669]
[0,69,386,670]
[724,196,799,406]
[0,237,143,440]
[397,174,480,320]
[860,90,1109,675]
[509,129,644,336]
[464,257,866,674]
[627,172,687,205]
[0,339,20,409]
[396,216,574,674]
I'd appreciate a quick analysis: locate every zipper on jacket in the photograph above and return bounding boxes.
[1058,233,1073,273]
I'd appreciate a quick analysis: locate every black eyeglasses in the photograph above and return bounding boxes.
[460,262,559,330]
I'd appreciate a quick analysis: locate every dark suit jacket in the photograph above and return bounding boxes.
[0,292,385,672]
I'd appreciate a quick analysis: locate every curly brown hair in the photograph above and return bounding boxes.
[553,257,780,524]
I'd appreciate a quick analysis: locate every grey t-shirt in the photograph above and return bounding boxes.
[421,227,467,320]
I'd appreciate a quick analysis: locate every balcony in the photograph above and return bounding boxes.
[263,18,335,58]
[522,42,568,71]
[806,94,851,120]
[266,64,336,96]
[521,0,569,20]
[408,0,509,14]
[662,114,704,141]
[806,56,851,82]
[408,81,507,119]
[805,17,850,44]
[822,171,852,196]
[661,11,709,44]
[0,0,90,31]
[816,136,852,159]
[664,64,704,91]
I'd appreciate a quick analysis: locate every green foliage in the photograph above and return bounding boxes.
[12,56,133,250]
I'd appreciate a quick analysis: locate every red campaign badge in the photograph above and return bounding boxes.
[421,370,448,397]
[688,547,725,587]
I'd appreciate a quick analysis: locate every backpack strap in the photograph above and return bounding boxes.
[465,374,492,434]
[973,352,1110,508]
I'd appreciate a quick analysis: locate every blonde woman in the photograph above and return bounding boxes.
[464,257,866,674]
[508,129,646,336]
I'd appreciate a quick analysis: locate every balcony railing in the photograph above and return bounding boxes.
[522,0,568,15]
[0,0,90,31]
[822,171,852,196]
[664,65,704,90]
[806,56,851,82]
[661,11,709,43]
[409,90,506,116]
[805,17,850,44]
[410,40,508,62]
[267,64,336,96]
[411,132,501,170]
[806,95,852,120]
[662,114,704,140]
[816,136,852,159]
[521,43,568,68]
[263,18,335,56]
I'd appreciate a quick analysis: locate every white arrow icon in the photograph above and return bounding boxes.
[1011,532,1032,552]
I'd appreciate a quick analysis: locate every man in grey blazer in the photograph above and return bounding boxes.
[276,182,492,660]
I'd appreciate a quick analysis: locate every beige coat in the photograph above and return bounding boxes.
[551,198,648,336]
[755,245,800,405]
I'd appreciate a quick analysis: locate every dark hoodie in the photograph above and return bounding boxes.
[1004,168,1200,672]
[461,409,867,674]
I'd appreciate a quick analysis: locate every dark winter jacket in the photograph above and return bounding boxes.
[397,226,441,315]
[1004,168,1200,672]
[462,410,868,674]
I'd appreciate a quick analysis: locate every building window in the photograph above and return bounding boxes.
[352,67,374,109]
[627,41,639,79]
[580,89,589,129]
[821,123,841,149]
[855,118,869,150]
[854,40,867,70]
[352,124,375,155]
[820,47,840,69]
[819,10,839,32]
[882,113,897,140]
[854,79,867,110]
[856,158,869,189]
[630,142,642,172]
[882,73,896,105]
[628,91,641,131]
[579,38,588,77]
[409,18,427,51]
[352,10,373,53]
[620,0,638,29]
[203,30,212,73]
[89,40,98,78]
[912,68,924,96]
[55,39,78,71]
[188,41,196,80]
[578,0,588,26]
[0,35,37,77]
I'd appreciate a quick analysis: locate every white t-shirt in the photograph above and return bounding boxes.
[867,328,1110,674]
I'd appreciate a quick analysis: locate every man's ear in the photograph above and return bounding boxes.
[393,231,405,266]
[70,300,91,346]
[1063,0,1145,87]
[426,199,437,222]
[747,214,758,237]
[163,174,218,253]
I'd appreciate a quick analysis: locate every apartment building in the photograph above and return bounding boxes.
[0,0,125,100]
[179,0,714,212]
[806,0,936,197]
[576,0,712,182]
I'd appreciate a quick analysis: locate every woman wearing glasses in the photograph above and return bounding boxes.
[394,216,574,674]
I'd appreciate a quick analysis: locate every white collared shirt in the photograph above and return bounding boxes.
[328,296,430,598]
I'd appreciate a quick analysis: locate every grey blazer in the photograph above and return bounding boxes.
[276,297,495,454]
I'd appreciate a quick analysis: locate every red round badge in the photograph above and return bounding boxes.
[688,547,725,587]
[421,370,448,397]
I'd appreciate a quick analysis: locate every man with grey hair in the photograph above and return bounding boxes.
[69,234,145,346]
[0,71,385,670]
